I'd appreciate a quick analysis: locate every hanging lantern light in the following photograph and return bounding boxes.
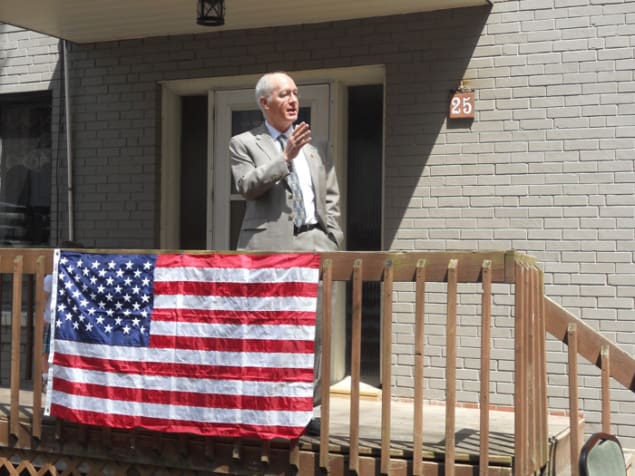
[197,0,225,26]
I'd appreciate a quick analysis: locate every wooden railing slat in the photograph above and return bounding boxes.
[32,256,46,440]
[445,259,458,476]
[568,323,580,476]
[413,259,426,476]
[479,260,492,476]
[601,345,611,433]
[528,267,536,473]
[10,256,24,439]
[319,259,333,470]
[380,260,393,475]
[0,255,3,375]
[25,276,34,381]
[349,259,363,474]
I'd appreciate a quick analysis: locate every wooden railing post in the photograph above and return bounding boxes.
[514,261,527,475]
[539,269,549,466]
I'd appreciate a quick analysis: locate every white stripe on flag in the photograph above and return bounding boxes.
[152,294,317,312]
[54,339,315,369]
[154,266,319,283]
[53,365,313,397]
[50,390,311,426]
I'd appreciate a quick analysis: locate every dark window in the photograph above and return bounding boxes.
[346,85,383,386]
[180,96,208,249]
[0,92,52,246]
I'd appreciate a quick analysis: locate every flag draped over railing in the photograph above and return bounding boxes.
[45,250,321,440]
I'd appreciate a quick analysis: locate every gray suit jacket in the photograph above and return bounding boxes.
[230,124,343,251]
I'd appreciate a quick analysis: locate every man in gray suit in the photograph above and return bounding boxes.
[230,72,343,252]
[230,71,343,435]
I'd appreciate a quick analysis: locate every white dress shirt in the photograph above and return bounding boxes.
[265,122,317,225]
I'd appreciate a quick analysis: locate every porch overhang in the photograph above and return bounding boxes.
[0,0,490,44]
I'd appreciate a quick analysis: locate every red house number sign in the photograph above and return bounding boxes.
[449,91,475,119]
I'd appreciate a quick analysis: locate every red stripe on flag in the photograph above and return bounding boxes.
[149,334,314,353]
[49,404,307,440]
[150,308,317,325]
[153,280,318,297]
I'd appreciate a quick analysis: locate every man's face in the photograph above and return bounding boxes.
[260,74,299,132]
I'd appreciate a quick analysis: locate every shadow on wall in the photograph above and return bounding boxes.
[383,5,491,247]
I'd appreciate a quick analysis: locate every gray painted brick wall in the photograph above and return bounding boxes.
[2,0,635,448]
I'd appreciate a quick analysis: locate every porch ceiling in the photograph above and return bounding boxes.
[0,0,490,44]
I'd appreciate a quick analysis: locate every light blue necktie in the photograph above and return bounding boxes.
[278,135,306,227]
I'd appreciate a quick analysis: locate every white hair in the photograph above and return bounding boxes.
[254,72,289,112]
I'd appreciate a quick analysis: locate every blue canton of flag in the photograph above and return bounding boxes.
[54,251,157,347]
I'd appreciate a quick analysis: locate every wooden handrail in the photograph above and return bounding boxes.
[545,296,635,474]
[544,297,635,392]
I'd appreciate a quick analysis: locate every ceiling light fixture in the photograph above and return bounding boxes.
[197,0,225,26]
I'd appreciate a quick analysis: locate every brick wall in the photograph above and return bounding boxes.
[2,0,635,447]
[0,23,60,94]
[418,0,635,446]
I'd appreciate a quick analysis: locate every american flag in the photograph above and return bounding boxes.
[45,250,321,440]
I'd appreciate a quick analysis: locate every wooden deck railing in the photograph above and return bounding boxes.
[0,248,633,475]
[315,250,547,476]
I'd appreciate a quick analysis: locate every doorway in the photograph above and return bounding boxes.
[161,67,384,387]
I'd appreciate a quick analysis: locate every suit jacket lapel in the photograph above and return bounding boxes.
[253,124,279,162]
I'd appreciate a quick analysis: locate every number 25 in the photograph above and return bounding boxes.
[451,96,473,115]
